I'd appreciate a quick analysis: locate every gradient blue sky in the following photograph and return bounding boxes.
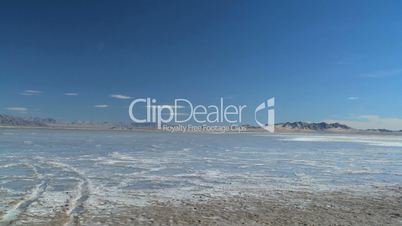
[1,0,402,129]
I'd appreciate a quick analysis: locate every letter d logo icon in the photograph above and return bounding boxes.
[255,97,275,133]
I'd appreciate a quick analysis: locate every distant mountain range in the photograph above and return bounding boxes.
[0,114,156,130]
[0,114,401,133]
[0,114,55,127]
[277,122,351,130]
[274,122,402,133]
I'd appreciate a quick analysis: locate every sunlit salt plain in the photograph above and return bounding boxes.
[0,129,401,224]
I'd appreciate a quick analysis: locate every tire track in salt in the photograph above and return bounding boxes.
[0,163,48,226]
[42,160,90,226]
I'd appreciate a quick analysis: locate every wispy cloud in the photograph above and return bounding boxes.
[326,115,402,130]
[94,105,109,108]
[20,90,42,96]
[360,69,402,78]
[347,96,359,101]
[110,94,131,100]
[64,93,79,96]
[5,107,28,112]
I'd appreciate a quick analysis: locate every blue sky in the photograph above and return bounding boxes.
[1,0,402,129]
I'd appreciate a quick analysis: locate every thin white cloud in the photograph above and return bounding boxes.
[20,90,42,96]
[94,105,109,108]
[110,94,131,100]
[326,115,402,130]
[64,93,79,96]
[360,69,402,78]
[5,107,28,112]
[347,96,359,101]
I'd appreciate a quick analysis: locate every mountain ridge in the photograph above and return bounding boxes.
[1,114,401,132]
[277,121,351,130]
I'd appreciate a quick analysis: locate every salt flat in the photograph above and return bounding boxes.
[0,129,401,225]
